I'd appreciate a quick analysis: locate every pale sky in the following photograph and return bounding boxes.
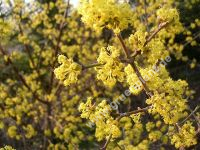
[71,0,79,7]
[23,0,79,7]
[2,0,79,9]
[25,0,79,7]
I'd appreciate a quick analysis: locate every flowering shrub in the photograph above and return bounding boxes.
[0,0,199,149]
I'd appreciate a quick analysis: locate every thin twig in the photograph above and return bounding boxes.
[143,0,150,32]
[116,33,152,96]
[144,21,170,46]
[115,141,124,150]
[82,63,104,70]
[130,21,170,58]
[116,106,151,121]
[100,106,151,149]
[179,106,200,125]
[131,62,152,97]
[183,31,200,47]
[101,134,112,150]
[18,24,42,79]
[116,34,130,58]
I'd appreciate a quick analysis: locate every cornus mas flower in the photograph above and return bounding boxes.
[96,46,125,87]
[54,55,82,86]
[146,79,189,124]
[124,64,158,95]
[171,121,197,148]
[129,30,147,50]
[157,7,179,23]
[79,98,121,141]
[78,0,133,33]
[124,64,143,95]
[0,19,13,41]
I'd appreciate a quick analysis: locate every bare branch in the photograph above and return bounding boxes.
[101,134,112,150]
[179,106,200,125]
[130,21,170,58]
[116,106,151,121]
[144,21,170,46]
[116,34,130,58]
[82,62,105,70]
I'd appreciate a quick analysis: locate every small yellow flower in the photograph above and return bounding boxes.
[171,121,197,148]
[96,46,124,87]
[129,30,147,50]
[54,55,82,86]
[78,0,133,32]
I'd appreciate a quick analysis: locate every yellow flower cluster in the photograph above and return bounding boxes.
[78,0,133,33]
[157,7,179,23]
[79,98,121,141]
[130,112,143,124]
[0,19,13,42]
[148,130,162,142]
[96,46,124,87]
[124,64,142,95]
[171,121,197,148]
[146,122,155,132]
[126,140,149,150]
[146,39,169,64]
[0,146,15,150]
[0,0,199,149]
[54,55,82,86]
[23,124,37,139]
[125,64,159,95]
[7,126,19,139]
[129,30,147,50]
[146,79,189,124]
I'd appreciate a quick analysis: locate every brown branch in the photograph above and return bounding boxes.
[179,146,185,150]
[130,21,170,58]
[82,62,105,70]
[101,134,112,150]
[117,33,152,96]
[115,142,124,150]
[144,21,170,46]
[143,0,150,32]
[100,106,151,150]
[183,31,200,47]
[131,62,152,97]
[117,22,170,96]
[179,106,200,125]
[116,106,151,121]
[116,34,130,58]
[18,24,35,67]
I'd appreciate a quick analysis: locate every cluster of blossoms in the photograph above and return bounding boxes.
[0,146,15,150]
[54,55,82,86]
[79,98,121,140]
[0,19,13,41]
[146,78,189,124]
[124,64,144,95]
[171,121,197,148]
[129,30,147,50]
[96,46,125,87]
[157,7,179,23]
[124,56,171,96]
[146,39,169,64]
[78,0,133,33]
